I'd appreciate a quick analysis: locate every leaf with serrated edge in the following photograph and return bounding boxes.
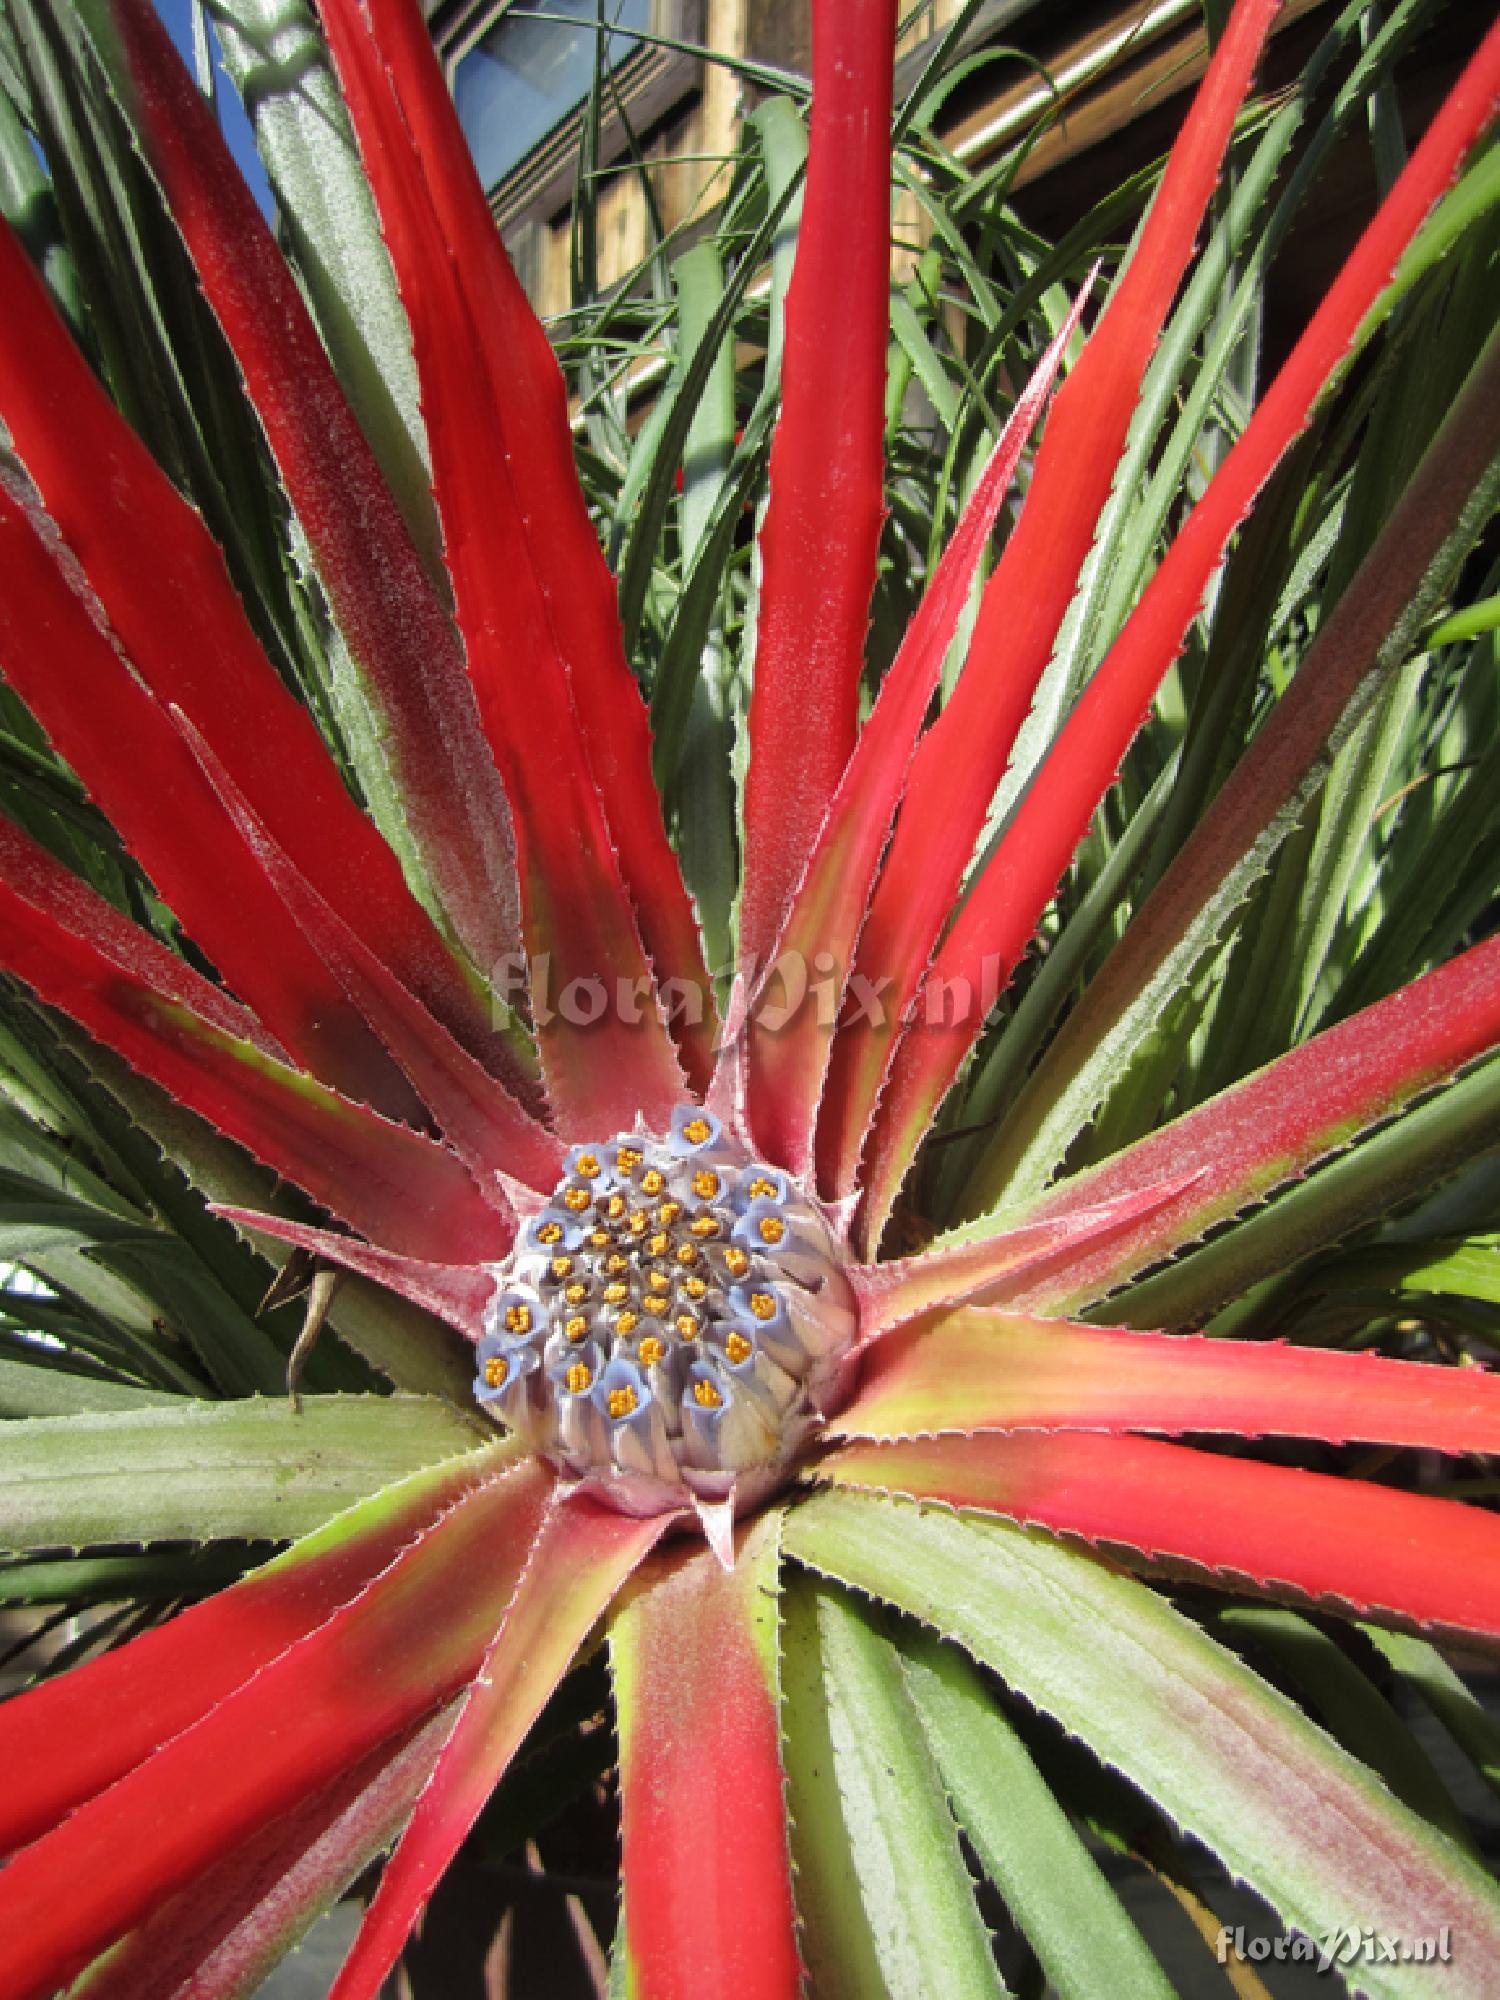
[945,935,1500,1318]
[744,286,1093,1176]
[0,1453,553,1999]
[68,1707,457,2000]
[816,0,1283,1201]
[610,1510,799,2000]
[0,1395,484,1554]
[326,1490,668,2000]
[965,325,1500,1216]
[853,19,1500,1240]
[786,1488,1500,1996]
[900,1628,1172,2000]
[86,0,526,991]
[851,1178,1194,1341]
[738,0,895,978]
[779,1573,1007,2000]
[813,1429,1500,1646]
[830,1309,1500,1455]
[0,823,511,1264]
[0,1440,524,1857]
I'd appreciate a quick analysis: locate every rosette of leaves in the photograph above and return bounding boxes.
[0,0,1498,1995]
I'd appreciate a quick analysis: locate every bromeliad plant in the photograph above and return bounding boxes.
[1,0,1500,1992]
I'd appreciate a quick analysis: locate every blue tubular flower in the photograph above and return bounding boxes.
[666,1104,725,1156]
[472,1328,541,1414]
[731,1197,833,1289]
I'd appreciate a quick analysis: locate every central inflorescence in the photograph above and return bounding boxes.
[473,1107,856,1514]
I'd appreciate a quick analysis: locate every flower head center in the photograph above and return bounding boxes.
[473,1105,856,1514]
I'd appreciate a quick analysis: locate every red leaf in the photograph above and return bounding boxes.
[738,0,897,977]
[69,1712,455,2000]
[816,0,1282,1199]
[1001,933,1500,1316]
[850,1176,1196,1342]
[743,286,1092,1174]
[212,1208,496,1338]
[0,219,495,1088]
[830,1308,1500,1457]
[92,0,525,994]
[611,1517,801,2000]
[320,0,714,1095]
[180,713,563,1194]
[0,479,407,1114]
[817,1430,1500,1643]
[327,1491,669,2000]
[0,1456,554,2000]
[0,820,511,1263]
[854,13,1500,1239]
[0,1447,515,1859]
[965,322,1500,1219]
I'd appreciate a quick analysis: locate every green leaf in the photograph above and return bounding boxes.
[779,1574,1007,2000]
[786,1491,1500,1995]
[207,0,436,566]
[1214,1608,1475,1853]
[0,1545,254,1604]
[1363,1626,1500,1805]
[1108,1051,1500,1326]
[899,1629,1172,2000]
[0,1393,484,1551]
[0,1355,178,1417]
[62,1037,474,1401]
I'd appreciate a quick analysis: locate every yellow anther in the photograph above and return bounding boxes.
[638,1335,666,1367]
[749,1291,777,1321]
[683,1275,709,1300]
[602,1281,630,1306]
[692,1379,723,1409]
[758,1215,787,1246]
[550,1255,574,1280]
[691,1169,720,1199]
[503,1303,532,1336]
[616,1145,643,1174]
[646,1268,672,1294]
[536,1220,563,1245]
[648,1232,671,1258]
[589,1228,611,1248]
[640,1168,665,1197]
[563,1187,591,1213]
[565,1314,589,1342]
[725,1331,752,1365]
[656,1200,684,1227]
[626,1210,649,1235]
[604,1192,627,1220]
[616,1309,641,1336]
[690,1214,720,1239]
[605,1251,630,1274]
[748,1175,778,1200]
[565,1361,593,1395]
[483,1356,508,1388]
[574,1153,601,1179]
[564,1282,590,1306]
[683,1117,712,1146]
[724,1247,750,1279]
[675,1313,700,1340]
[608,1386,639,1420]
[675,1243,699,1268]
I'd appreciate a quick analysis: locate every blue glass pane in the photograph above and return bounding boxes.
[455,0,652,192]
